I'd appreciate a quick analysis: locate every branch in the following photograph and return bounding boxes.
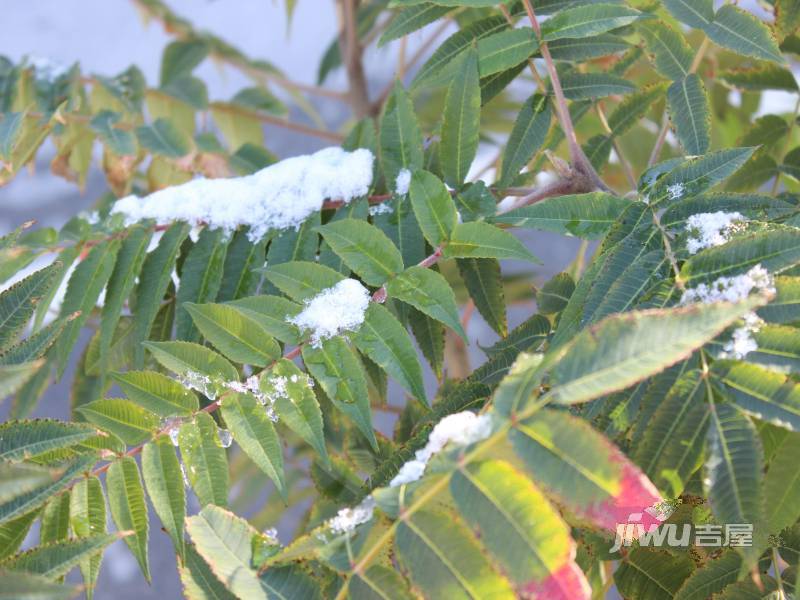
[521,0,609,192]
[339,0,373,118]
[497,168,596,214]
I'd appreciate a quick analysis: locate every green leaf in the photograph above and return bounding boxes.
[548,34,630,61]
[559,73,636,100]
[720,63,799,91]
[142,438,186,559]
[712,361,800,432]
[260,261,344,302]
[0,456,95,526]
[106,456,150,581]
[379,4,451,47]
[263,360,328,465]
[615,549,695,600]
[69,476,105,599]
[187,505,319,600]
[639,22,693,80]
[136,117,191,158]
[112,370,198,417]
[541,4,644,41]
[457,258,506,336]
[144,340,239,381]
[682,227,800,285]
[663,0,713,29]
[0,317,67,366]
[759,276,800,323]
[477,28,537,77]
[0,570,79,600]
[705,5,785,65]
[763,431,800,535]
[674,551,742,600]
[89,111,136,155]
[220,392,286,498]
[0,463,55,505]
[179,545,236,600]
[412,16,507,89]
[0,511,40,562]
[77,398,159,445]
[386,266,466,340]
[301,338,377,450]
[160,39,208,86]
[536,273,575,315]
[705,403,764,566]
[667,74,711,156]
[226,296,301,344]
[316,219,404,286]
[546,301,761,405]
[451,459,575,588]
[379,82,424,184]
[178,412,229,507]
[0,112,26,161]
[35,498,69,544]
[351,303,427,404]
[348,565,416,600]
[634,370,709,498]
[440,46,481,187]
[0,262,60,352]
[0,419,98,462]
[1,534,118,580]
[176,228,229,342]
[499,94,551,188]
[396,509,515,598]
[99,226,152,370]
[133,222,190,366]
[490,193,629,239]
[408,170,457,247]
[185,303,280,367]
[652,148,756,204]
[408,307,445,379]
[443,222,539,262]
[216,229,265,302]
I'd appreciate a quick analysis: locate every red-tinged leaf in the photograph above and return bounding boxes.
[512,410,665,536]
[583,456,665,533]
[520,561,591,600]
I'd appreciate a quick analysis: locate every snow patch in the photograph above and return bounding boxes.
[390,411,493,487]
[395,168,412,196]
[685,211,747,255]
[288,279,370,347]
[680,264,774,305]
[681,264,775,360]
[111,147,374,241]
[328,496,376,535]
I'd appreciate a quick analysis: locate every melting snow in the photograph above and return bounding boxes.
[111,147,374,241]
[390,411,493,487]
[288,279,370,347]
[685,211,747,255]
[395,168,412,196]
[681,264,774,360]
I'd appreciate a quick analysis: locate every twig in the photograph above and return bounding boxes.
[596,102,637,190]
[498,170,595,214]
[339,0,373,118]
[521,0,609,192]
